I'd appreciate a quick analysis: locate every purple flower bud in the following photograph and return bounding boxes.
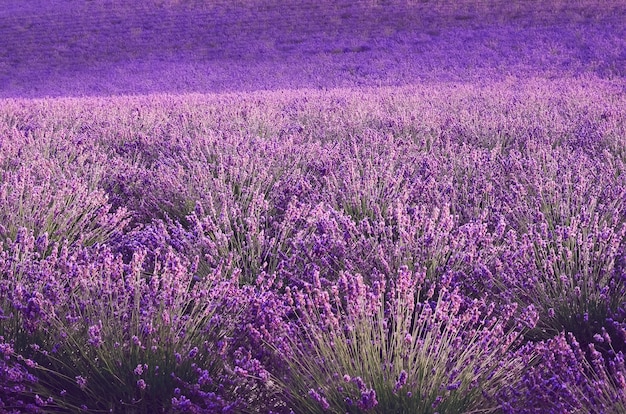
[432,396,443,409]
[358,389,378,409]
[394,370,408,394]
[352,376,367,392]
[75,375,87,391]
[88,322,103,347]
[574,286,581,298]
[35,233,49,253]
[35,394,45,406]
[447,380,461,391]
[308,389,330,410]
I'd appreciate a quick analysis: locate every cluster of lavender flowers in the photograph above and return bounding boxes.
[1,76,626,412]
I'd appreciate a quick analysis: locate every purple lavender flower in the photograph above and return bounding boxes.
[75,375,87,391]
[357,389,378,410]
[87,321,103,347]
[393,370,408,394]
[308,389,330,410]
[133,364,144,376]
[137,379,146,391]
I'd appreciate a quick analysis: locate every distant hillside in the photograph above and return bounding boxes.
[1,0,624,97]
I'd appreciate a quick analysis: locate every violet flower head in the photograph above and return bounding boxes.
[75,375,87,391]
[87,321,103,347]
[351,376,367,393]
[357,388,378,410]
[133,364,144,376]
[393,370,408,394]
[308,388,330,410]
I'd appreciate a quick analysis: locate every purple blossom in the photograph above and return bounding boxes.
[133,364,144,376]
[351,376,367,393]
[75,375,87,391]
[308,389,330,410]
[357,389,378,410]
[87,321,103,347]
[188,347,198,359]
[137,379,146,391]
[393,370,408,394]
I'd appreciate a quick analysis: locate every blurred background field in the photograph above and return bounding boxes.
[0,0,624,97]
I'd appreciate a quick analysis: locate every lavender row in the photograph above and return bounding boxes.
[2,77,626,412]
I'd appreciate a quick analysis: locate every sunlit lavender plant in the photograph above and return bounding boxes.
[269,266,537,413]
[0,166,129,255]
[489,206,626,344]
[500,331,626,414]
[1,229,250,412]
[482,140,626,343]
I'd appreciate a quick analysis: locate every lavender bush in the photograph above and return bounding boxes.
[499,331,626,413]
[0,128,129,251]
[0,226,259,412]
[269,266,538,413]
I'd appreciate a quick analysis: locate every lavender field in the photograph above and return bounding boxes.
[2,1,626,413]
